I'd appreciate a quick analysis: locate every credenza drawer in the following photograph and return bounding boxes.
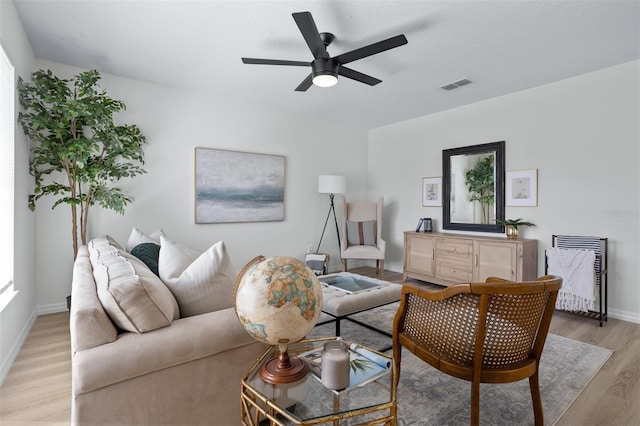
[435,258,473,282]
[436,238,473,261]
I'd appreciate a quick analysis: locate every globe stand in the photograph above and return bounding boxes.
[260,344,309,384]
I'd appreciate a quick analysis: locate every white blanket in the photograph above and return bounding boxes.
[547,247,596,312]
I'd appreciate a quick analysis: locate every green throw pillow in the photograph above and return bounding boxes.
[131,243,161,276]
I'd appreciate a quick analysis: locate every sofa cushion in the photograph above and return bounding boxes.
[126,227,166,252]
[89,238,180,333]
[158,237,236,317]
[70,246,119,352]
[71,307,264,395]
[130,242,161,276]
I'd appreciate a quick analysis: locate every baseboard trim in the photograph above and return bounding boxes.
[609,308,640,325]
[37,302,68,316]
[0,308,37,386]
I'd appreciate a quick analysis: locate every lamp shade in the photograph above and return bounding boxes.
[312,73,338,88]
[318,175,346,194]
[312,58,339,88]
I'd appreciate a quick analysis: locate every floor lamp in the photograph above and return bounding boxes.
[317,175,346,255]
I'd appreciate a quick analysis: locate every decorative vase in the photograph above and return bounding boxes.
[505,225,519,239]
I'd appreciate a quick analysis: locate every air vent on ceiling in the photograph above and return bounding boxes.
[440,78,472,91]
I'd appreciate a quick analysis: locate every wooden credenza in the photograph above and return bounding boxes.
[403,231,537,286]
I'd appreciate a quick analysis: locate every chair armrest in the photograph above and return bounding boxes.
[485,276,511,283]
[340,229,348,252]
[402,282,472,301]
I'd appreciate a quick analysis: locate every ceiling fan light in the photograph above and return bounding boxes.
[312,73,338,88]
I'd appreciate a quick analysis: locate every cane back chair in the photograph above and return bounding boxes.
[392,275,562,425]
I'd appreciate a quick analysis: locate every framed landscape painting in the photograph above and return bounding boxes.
[195,148,285,223]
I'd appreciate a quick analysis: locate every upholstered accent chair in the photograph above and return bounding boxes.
[392,275,562,426]
[340,196,386,278]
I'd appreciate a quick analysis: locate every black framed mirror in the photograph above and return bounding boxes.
[443,141,505,233]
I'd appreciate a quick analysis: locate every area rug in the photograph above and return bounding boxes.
[308,302,612,425]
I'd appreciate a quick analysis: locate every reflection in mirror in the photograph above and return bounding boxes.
[450,152,495,224]
[443,141,505,233]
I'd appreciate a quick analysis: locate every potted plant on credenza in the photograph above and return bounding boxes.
[496,218,536,239]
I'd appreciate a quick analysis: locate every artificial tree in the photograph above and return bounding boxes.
[465,154,495,224]
[18,69,147,259]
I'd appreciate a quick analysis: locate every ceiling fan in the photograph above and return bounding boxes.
[241,11,408,91]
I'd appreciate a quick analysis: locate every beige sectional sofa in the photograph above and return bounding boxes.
[70,236,267,425]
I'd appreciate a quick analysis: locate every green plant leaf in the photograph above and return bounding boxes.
[496,218,536,227]
[18,68,147,257]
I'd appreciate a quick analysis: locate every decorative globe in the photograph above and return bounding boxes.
[235,255,323,383]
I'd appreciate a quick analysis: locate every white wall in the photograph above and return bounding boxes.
[0,0,37,383]
[32,60,369,311]
[369,60,640,323]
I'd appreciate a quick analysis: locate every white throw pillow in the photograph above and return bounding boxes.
[126,227,166,252]
[89,237,180,333]
[158,236,237,317]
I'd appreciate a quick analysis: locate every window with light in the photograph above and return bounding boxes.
[0,43,16,311]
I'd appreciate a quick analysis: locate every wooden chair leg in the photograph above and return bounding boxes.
[342,259,347,272]
[390,340,402,425]
[529,371,544,426]
[471,380,480,426]
[391,337,402,396]
[378,260,384,279]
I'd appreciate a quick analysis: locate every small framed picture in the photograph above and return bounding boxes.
[506,169,538,206]
[422,177,442,207]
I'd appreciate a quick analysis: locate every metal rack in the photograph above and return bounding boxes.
[545,235,608,326]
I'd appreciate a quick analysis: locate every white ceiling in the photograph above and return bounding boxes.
[13,0,640,129]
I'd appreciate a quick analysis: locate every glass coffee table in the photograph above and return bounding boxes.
[240,337,396,425]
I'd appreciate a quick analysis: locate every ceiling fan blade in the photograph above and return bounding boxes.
[338,66,382,86]
[333,34,407,64]
[294,74,314,92]
[242,58,310,67]
[292,12,328,59]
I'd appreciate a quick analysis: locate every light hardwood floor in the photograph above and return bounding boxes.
[1,267,638,425]
[1,310,71,426]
